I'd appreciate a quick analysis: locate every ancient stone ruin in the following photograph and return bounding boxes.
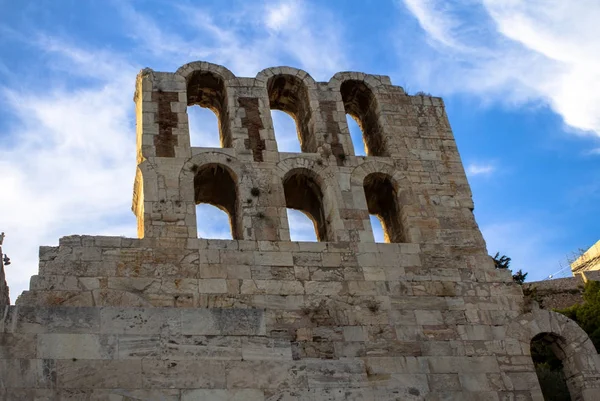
[1,62,599,400]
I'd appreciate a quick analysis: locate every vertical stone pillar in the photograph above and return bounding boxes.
[132,69,196,239]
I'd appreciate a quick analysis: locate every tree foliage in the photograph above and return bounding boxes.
[492,252,511,269]
[556,280,600,352]
[492,252,528,284]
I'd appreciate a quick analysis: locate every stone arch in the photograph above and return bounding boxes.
[328,71,393,94]
[257,67,319,153]
[275,157,341,241]
[175,62,235,148]
[175,61,236,82]
[351,161,414,243]
[351,161,413,203]
[507,309,600,400]
[180,152,246,240]
[329,72,390,156]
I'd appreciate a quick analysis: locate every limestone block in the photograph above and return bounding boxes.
[37,333,117,359]
[141,359,226,388]
[181,308,265,336]
[3,306,99,334]
[182,389,265,401]
[0,333,37,359]
[117,335,161,359]
[161,335,242,360]
[100,307,180,335]
[241,337,293,361]
[226,361,307,389]
[56,359,142,388]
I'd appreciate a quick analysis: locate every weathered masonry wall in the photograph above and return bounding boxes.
[2,62,600,400]
[523,270,600,310]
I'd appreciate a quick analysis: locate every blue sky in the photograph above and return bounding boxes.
[1,0,599,302]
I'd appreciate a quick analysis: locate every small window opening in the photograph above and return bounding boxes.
[187,71,231,147]
[196,204,233,239]
[531,333,573,401]
[347,114,366,156]
[288,209,318,242]
[188,106,221,147]
[283,169,330,241]
[271,110,301,153]
[370,215,385,243]
[363,173,404,243]
[267,75,315,152]
[194,163,240,239]
[340,80,386,156]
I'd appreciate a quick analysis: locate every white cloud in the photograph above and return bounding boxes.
[466,162,496,176]
[265,0,297,31]
[119,0,347,80]
[0,42,138,301]
[399,0,600,136]
[0,1,350,302]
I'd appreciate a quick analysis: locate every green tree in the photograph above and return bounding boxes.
[492,252,528,285]
[492,252,511,269]
[556,280,600,351]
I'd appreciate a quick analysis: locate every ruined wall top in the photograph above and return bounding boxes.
[131,61,479,249]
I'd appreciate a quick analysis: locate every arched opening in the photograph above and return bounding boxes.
[531,333,573,401]
[369,215,385,243]
[271,110,301,153]
[188,106,221,147]
[187,71,231,147]
[194,163,240,239]
[288,209,318,242]
[196,204,233,240]
[283,169,330,241]
[363,173,404,243]
[340,80,386,156]
[267,74,315,153]
[346,114,366,156]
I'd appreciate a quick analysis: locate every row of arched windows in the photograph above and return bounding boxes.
[192,163,405,243]
[186,71,387,158]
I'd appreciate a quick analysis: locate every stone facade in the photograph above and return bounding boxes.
[2,62,600,400]
[571,240,600,274]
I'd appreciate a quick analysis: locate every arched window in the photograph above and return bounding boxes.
[196,204,233,240]
[283,169,330,241]
[363,173,404,243]
[531,333,573,401]
[271,110,301,153]
[194,163,240,239]
[340,80,386,156]
[267,75,315,153]
[187,71,231,147]
[287,209,318,242]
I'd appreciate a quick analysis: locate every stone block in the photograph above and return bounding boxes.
[37,333,117,359]
[56,359,142,388]
[141,359,226,388]
[181,308,266,336]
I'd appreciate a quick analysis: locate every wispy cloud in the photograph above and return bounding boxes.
[466,162,496,177]
[0,40,138,300]
[119,0,347,79]
[398,0,600,136]
[0,0,350,302]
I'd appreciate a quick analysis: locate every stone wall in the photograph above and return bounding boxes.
[2,62,600,400]
[523,270,600,310]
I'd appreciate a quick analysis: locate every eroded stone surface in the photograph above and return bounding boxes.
[1,62,600,400]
